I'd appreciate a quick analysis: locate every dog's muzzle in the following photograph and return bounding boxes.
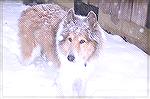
[67,54,75,62]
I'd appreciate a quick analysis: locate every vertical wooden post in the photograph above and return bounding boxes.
[146,0,150,28]
[131,0,148,27]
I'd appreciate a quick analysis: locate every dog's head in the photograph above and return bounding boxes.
[57,9,104,66]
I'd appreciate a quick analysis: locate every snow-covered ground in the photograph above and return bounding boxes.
[1,1,150,98]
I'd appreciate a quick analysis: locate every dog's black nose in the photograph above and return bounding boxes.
[67,55,75,62]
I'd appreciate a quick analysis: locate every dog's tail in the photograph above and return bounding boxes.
[18,6,40,64]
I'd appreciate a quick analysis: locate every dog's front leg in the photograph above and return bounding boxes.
[58,64,86,96]
[72,78,86,96]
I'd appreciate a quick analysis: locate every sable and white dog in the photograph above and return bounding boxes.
[19,4,105,96]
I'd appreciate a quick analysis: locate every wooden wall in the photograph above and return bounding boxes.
[88,0,150,55]
[89,0,149,27]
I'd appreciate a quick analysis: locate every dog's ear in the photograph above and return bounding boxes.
[87,11,97,28]
[65,9,75,24]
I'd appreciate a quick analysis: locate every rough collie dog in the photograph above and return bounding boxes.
[19,4,105,96]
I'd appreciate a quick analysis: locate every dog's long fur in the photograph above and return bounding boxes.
[19,3,105,96]
[18,4,66,65]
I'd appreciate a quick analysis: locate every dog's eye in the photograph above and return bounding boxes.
[68,38,72,42]
[80,40,85,44]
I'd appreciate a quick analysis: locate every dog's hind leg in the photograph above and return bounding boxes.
[36,29,60,67]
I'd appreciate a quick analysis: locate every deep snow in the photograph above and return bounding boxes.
[1,1,150,98]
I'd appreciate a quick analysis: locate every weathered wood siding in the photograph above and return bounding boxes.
[88,0,150,54]
[131,0,148,27]
[89,0,149,27]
